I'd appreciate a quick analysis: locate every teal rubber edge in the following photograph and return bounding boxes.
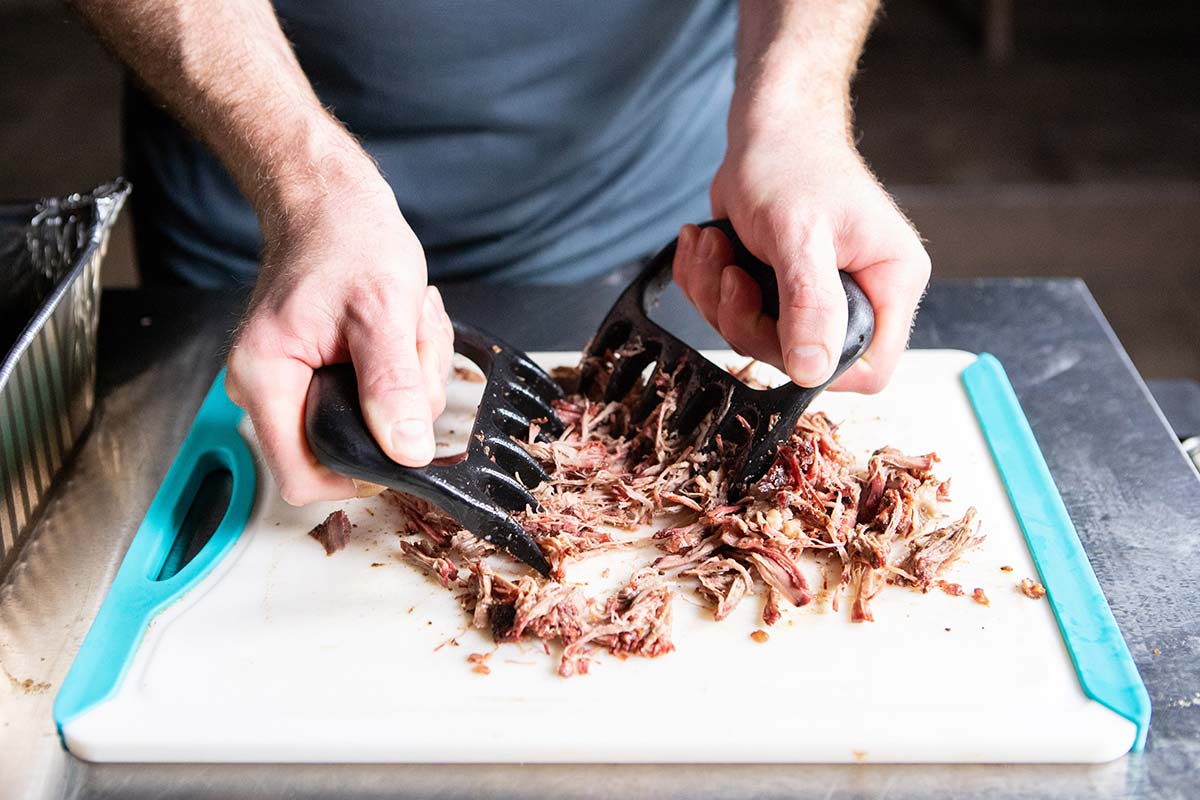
[53,370,255,737]
[963,353,1151,752]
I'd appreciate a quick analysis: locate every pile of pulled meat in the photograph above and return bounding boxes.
[387,360,982,677]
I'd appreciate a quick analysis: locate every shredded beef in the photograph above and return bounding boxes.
[375,358,985,675]
[399,540,460,588]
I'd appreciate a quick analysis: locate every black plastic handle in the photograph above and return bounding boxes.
[691,219,874,386]
[583,218,876,496]
[303,320,557,575]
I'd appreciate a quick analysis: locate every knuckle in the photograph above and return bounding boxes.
[224,349,260,405]
[761,203,798,239]
[783,281,844,317]
[225,350,250,386]
[230,312,304,366]
[277,479,313,507]
[856,371,890,395]
[228,330,263,370]
[361,364,425,397]
[914,249,933,283]
[351,277,415,313]
[346,310,422,359]
[760,203,826,250]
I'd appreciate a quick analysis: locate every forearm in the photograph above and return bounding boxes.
[69,0,374,227]
[71,1,452,493]
[731,0,879,145]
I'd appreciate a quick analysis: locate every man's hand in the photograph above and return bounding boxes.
[674,134,929,392]
[69,0,453,504]
[673,0,929,393]
[226,165,453,505]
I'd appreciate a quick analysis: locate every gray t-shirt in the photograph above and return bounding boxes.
[125,1,736,286]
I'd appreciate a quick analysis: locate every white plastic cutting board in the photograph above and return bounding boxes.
[63,350,1136,763]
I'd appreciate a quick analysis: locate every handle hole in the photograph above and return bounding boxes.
[674,384,726,434]
[645,281,783,391]
[590,319,632,355]
[153,467,233,581]
[605,342,661,402]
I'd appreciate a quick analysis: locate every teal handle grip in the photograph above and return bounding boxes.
[963,353,1151,752]
[54,370,255,735]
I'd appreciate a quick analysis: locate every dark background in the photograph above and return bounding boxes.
[1,0,1197,379]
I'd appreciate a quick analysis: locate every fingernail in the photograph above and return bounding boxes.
[391,419,433,458]
[785,345,830,386]
[697,228,718,260]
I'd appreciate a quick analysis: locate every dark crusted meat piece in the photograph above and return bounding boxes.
[308,510,351,556]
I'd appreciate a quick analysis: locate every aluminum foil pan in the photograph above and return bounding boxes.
[0,180,130,576]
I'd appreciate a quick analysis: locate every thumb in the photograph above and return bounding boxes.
[775,229,848,388]
[346,312,436,467]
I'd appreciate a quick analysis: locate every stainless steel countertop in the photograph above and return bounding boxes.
[2,280,1197,800]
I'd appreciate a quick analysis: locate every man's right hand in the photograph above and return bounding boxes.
[225,162,453,506]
